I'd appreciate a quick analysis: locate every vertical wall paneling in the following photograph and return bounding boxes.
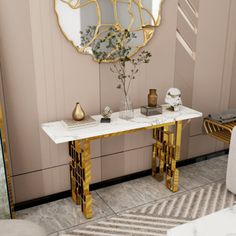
[219,1,236,112]
[29,0,68,171]
[174,0,235,158]
[0,1,42,176]
[189,0,231,157]
[190,0,231,136]
[0,0,235,202]
[174,0,199,159]
[216,0,236,151]
[101,146,152,181]
[0,0,101,202]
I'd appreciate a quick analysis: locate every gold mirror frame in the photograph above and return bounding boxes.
[54,0,164,62]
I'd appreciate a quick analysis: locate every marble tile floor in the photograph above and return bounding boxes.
[16,155,228,235]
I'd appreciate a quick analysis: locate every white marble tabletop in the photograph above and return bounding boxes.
[41,106,202,144]
[167,205,236,236]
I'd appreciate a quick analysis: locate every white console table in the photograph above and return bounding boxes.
[42,106,202,218]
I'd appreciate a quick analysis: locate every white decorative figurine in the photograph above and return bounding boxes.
[165,88,182,111]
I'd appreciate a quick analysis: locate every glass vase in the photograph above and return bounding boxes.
[119,95,134,120]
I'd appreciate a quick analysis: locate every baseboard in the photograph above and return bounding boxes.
[14,190,71,212]
[14,149,228,211]
[176,149,228,167]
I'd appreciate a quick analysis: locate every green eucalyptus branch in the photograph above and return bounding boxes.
[80,26,152,97]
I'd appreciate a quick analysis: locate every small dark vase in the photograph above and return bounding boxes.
[148,89,158,107]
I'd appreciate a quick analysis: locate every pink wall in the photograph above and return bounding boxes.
[175,0,236,157]
[0,0,235,203]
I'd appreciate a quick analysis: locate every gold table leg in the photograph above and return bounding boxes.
[152,121,182,192]
[166,127,178,192]
[69,140,93,219]
[152,127,166,181]
[168,120,182,192]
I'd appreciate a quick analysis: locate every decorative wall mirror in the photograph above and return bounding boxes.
[55,0,163,62]
[0,106,13,219]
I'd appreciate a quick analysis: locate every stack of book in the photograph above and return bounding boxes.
[140,105,162,116]
[61,116,97,129]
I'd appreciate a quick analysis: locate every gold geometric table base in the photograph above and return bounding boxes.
[68,120,183,218]
[152,121,182,192]
[69,140,92,219]
[204,118,236,144]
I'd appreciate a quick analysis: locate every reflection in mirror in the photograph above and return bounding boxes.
[0,108,12,219]
[55,0,163,62]
[55,0,100,49]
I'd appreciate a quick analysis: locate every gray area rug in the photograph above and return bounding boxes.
[62,181,236,236]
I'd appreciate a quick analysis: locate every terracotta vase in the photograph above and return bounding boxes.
[148,89,158,107]
[72,102,85,121]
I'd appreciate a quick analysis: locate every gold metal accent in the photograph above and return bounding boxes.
[72,102,85,121]
[203,118,236,144]
[54,0,164,62]
[69,140,92,219]
[152,121,182,192]
[0,106,14,218]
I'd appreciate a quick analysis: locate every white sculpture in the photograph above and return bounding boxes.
[165,88,182,111]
